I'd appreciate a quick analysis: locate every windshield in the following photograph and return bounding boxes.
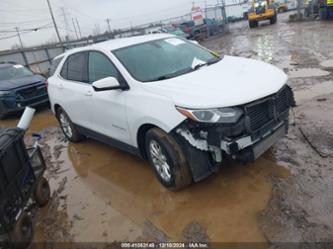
[0,65,34,81]
[113,38,221,82]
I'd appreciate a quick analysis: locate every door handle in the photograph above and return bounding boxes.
[57,83,64,89]
[85,90,93,96]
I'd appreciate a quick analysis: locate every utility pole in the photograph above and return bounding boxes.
[46,0,63,46]
[296,0,303,20]
[15,27,24,49]
[75,18,82,38]
[205,0,209,37]
[106,18,111,33]
[220,0,229,31]
[72,18,79,39]
[60,7,71,43]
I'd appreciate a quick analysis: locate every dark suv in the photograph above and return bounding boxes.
[178,19,224,39]
[0,62,48,119]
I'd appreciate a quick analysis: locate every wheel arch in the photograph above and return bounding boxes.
[53,103,62,115]
[136,123,160,159]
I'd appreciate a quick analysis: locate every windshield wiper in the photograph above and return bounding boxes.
[149,57,222,82]
[193,57,222,70]
[150,68,195,82]
[207,56,222,65]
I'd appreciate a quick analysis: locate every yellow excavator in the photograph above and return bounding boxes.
[248,0,277,28]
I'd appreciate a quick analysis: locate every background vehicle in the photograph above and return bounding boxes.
[248,0,277,28]
[275,2,288,12]
[160,26,190,39]
[48,34,294,191]
[178,19,224,39]
[0,107,50,248]
[0,62,48,119]
[304,0,333,19]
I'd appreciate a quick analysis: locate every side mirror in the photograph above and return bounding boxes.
[92,77,125,91]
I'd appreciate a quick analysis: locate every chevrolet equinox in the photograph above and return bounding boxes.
[48,34,295,190]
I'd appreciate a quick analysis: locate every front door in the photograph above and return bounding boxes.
[86,51,130,143]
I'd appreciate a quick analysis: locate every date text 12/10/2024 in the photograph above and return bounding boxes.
[120,242,209,248]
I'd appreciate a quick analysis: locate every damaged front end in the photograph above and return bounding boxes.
[172,85,295,182]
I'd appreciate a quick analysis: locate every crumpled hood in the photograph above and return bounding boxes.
[142,55,288,109]
[0,74,45,91]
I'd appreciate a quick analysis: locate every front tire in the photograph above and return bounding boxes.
[145,128,192,191]
[56,107,84,142]
[249,20,258,28]
[270,12,277,24]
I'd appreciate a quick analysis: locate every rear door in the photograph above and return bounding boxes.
[56,52,94,129]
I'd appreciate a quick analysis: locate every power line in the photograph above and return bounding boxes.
[0,22,53,35]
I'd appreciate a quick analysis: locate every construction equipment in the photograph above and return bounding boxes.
[248,0,277,28]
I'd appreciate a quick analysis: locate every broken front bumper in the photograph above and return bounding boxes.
[176,119,288,163]
[221,121,287,161]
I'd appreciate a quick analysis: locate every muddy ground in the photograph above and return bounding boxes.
[1,12,333,247]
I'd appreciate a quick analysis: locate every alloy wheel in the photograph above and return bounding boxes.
[149,140,171,182]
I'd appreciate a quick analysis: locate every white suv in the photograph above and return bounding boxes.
[48,34,295,190]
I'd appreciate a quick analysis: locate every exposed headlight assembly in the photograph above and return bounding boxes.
[176,107,243,124]
[254,2,260,7]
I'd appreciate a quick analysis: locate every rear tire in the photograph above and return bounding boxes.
[10,212,33,249]
[56,107,84,142]
[145,128,192,191]
[34,177,50,207]
[249,20,258,28]
[270,12,277,24]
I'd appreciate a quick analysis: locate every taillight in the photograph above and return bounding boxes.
[184,26,191,33]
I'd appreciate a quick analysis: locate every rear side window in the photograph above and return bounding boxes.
[60,52,88,82]
[88,51,120,83]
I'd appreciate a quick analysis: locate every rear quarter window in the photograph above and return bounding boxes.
[60,52,88,82]
[49,56,63,76]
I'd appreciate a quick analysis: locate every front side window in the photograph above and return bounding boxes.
[0,65,33,81]
[113,38,220,82]
[88,51,119,83]
[62,52,88,82]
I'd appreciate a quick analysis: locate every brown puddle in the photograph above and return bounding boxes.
[0,109,290,243]
[0,108,58,134]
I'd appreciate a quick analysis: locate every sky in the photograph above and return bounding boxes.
[0,0,243,50]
